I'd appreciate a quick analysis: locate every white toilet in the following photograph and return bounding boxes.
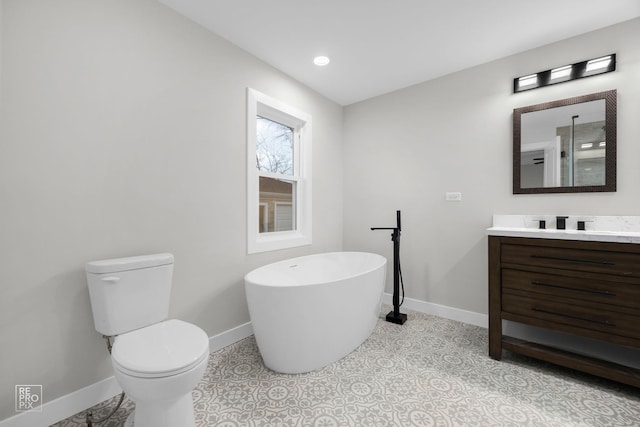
[85,253,209,427]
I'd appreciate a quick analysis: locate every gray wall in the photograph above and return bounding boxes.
[0,0,343,419]
[343,18,640,313]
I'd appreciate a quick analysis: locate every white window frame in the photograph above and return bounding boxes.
[247,88,312,254]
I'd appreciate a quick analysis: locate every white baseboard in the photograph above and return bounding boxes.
[1,300,482,427]
[0,322,255,427]
[208,321,253,351]
[382,293,488,328]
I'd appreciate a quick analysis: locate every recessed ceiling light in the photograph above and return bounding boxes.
[313,56,330,66]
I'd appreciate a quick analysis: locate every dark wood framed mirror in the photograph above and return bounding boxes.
[513,90,616,194]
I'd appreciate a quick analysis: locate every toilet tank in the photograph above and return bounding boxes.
[85,253,174,336]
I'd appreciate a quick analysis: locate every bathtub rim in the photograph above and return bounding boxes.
[244,251,387,288]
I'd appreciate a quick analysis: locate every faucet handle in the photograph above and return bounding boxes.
[556,216,569,230]
[576,220,594,231]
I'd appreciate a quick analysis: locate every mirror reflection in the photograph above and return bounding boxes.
[521,100,605,188]
[513,90,616,194]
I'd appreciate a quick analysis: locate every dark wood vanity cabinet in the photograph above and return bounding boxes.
[488,236,640,387]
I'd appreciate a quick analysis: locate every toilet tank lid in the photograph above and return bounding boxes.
[85,253,174,274]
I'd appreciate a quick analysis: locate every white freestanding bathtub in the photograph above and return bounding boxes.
[245,252,387,374]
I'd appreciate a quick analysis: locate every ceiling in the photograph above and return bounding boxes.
[157,0,640,106]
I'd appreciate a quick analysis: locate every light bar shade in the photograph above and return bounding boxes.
[586,56,612,72]
[550,65,572,81]
[518,74,538,88]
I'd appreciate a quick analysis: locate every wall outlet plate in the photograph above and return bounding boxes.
[445,192,462,201]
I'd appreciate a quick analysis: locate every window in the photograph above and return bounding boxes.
[247,88,312,253]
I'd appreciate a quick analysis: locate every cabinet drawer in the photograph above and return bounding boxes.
[502,269,640,309]
[501,243,640,277]
[502,294,640,341]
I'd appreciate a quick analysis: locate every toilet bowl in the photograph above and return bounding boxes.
[111,319,210,427]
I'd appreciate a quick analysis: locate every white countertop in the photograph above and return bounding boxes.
[487,215,640,244]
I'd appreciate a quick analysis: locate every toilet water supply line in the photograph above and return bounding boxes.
[85,335,126,427]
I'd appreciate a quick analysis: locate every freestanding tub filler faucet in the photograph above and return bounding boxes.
[371,210,407,325]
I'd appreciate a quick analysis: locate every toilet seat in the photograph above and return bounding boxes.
[112,319,209,378]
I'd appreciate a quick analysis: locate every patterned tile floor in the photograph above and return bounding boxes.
[54,307,640,426]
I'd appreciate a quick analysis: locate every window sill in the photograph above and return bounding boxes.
[248,231,312,254]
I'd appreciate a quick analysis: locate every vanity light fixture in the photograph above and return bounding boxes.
[513,54,616,93]
[313,56,330,66]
